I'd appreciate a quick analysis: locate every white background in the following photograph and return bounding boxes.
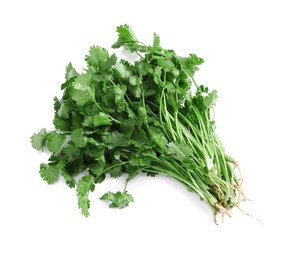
[1,0,296,259]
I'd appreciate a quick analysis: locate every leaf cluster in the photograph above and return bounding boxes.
[31,25,240,218]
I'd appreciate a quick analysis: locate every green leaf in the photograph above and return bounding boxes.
[71,73,93,106]
[47,132,66,153]
[31,128,47,151]
[72,90,93,106]
[102,131,128,149]
[180,54,204,76]
[62,172,76,188]
[77,175,95,217]
[114,84,126,112]
[71,128,87,148]
[157,58,175,71]
[63,142,80,161]
[57,101,73,119]
[65,62,79,80]
[53,96,61,112]
[39,163,61,184]
[167,142,193,161]
[130,129,153,148]
[152,32,161,51]
[149,126,168,151]
[93,112,112,127]
[129,75,142,86]
[102,54,117,71]
[203,90,218,108]
[120,119,135,138]
[114,62,132,80]
[73,73,92,92]
[53,115,72,131]
[153,67,163,86]
[109,164,122,178]
[112,24,139,52]
[85,46,116,72]
[100,191,134,209]
[78,195,91,217]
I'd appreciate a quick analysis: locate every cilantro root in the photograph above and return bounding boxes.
[31,24,244,220]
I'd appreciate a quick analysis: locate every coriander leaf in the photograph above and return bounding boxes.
[71,128,87,148]
[71,73,94,106]
[129,75,142,86]
[54,96,61,112]
[129,153,151,167]
[153,67,163,86]
[57,101,73,119]
[157,58,175,71]
[73,73,92,92]
[136,61,153,76]
[62,172,76,188]
[102,54,117,71]
[130,129,153,148]
[77,175,95,217]
[179,54,204,76]
[112,24,139,52]
[47,131,66,153]
[89,160,105,178]
[65,62,79,80]
[31,128,47,151]
[126,165,141,182]
[71,90,93,106]
[109,164,122,178]
[114,84,126,112]
[63,142,81,161]
[78,195,91,217]
[114,62,132,80]
[85,46,109,69]
[149,126,168,151]
[100,191,134,209]
[167,142,193,161]
[203,90,218,108]
[53,115,72,131]
[102,131,128,149]
[152,32,161,52]
[120,118,135,138]
[77,175,95,194]
[39,163,61,184]
[93,112,112,127]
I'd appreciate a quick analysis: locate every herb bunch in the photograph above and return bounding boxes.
[31,25,243,219]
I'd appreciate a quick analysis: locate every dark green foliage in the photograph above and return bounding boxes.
[31,24,241,218]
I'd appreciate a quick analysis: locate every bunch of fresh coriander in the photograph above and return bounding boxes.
[31,24,244,219]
